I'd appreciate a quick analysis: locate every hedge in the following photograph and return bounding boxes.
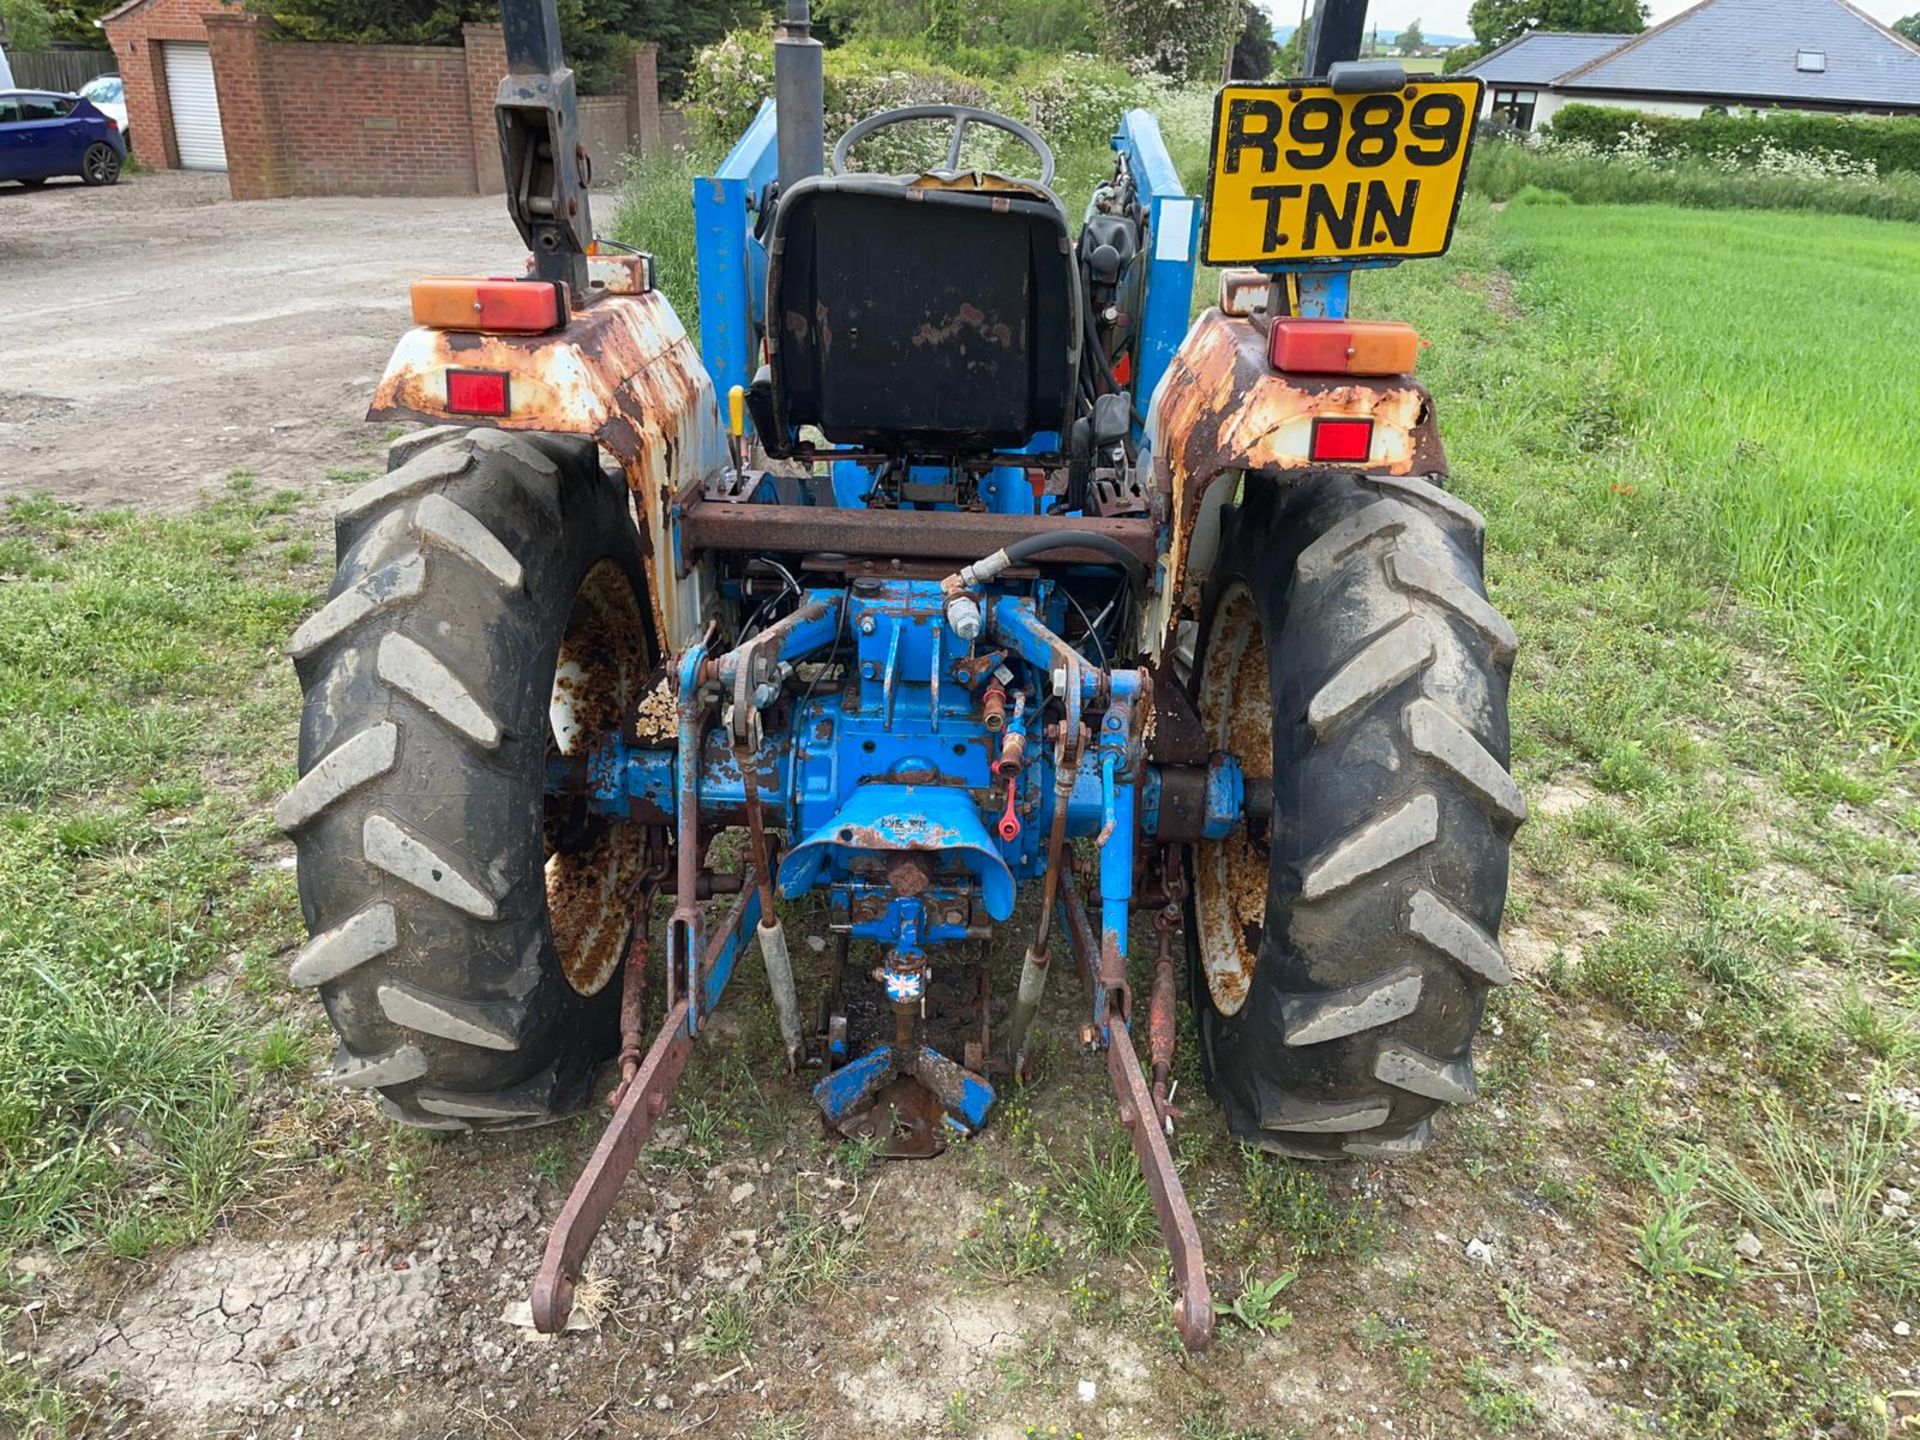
[1547,102,1920,177]
[684,31,1144,167]
[1469,136,1920,223]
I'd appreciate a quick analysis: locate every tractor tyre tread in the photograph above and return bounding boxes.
[1194,470,1520,1160]
[285,427,638,1130]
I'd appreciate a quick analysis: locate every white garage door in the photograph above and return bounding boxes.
[162,42,226,172]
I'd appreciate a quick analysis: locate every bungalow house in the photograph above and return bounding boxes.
[1461,0,1920,131]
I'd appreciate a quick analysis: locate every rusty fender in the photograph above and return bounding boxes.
[367,290,726,655]
[1143,308,1448,664]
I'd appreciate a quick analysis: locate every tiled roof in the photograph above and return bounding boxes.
[1460,31,1632,85]
[1556,0,1920,107]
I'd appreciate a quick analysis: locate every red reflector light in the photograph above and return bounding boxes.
[411,277,566,334]
[446,368,510,417]
[1310,417,1374,464]
[1269,319,1421,377]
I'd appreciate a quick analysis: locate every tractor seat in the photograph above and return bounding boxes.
[758,173,1081,455]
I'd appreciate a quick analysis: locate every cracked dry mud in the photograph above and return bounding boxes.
[61,1239,443,1418]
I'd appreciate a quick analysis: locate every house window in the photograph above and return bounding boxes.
[1797,50,1827,72]
[1491,88,1539,130]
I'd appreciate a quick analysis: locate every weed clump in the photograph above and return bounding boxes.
[1710,1094,1918,1301]
[1240,1152,1389,1262]
[955,1193,1063,1283]
[1463,1359,1537,1433]
[1053,1137,1155,1257]
[1640,1279,1884,1439]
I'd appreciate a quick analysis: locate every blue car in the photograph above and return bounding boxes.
[0,90,126,188]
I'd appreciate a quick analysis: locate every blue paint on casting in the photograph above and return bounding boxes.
[1113,110,1198,442]
[694,99,778,407]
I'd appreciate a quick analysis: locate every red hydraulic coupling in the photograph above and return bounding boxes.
[997,777,1022,842]
[982,681,1007,733]
[993,728,1026,780]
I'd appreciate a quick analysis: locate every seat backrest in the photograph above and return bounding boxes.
[763,175,1080,453]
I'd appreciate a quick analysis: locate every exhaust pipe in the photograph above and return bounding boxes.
[774,0,825,191]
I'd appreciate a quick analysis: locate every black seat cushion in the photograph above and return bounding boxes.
[764,176,1079,452]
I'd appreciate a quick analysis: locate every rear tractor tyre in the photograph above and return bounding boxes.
[1188,470,1524,1159]
[280,427,655,1130]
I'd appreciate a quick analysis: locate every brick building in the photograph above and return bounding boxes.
[96,0,232,172]
[97,0,666,200]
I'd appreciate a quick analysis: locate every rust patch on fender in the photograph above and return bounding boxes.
[368,291,724,655]
[1149,309,1448,662]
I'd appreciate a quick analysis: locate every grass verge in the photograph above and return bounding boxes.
[0,482,312,1262]
[1361,198,1920,1435]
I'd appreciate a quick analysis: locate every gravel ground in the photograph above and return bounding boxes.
[0,169,524,511]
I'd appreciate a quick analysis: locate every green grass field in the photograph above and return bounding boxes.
[0,486,314,1256]
[1485,202,1920,742]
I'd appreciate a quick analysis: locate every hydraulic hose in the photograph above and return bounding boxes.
[1005,530,1146,574]
[1082,296,1118,396]
[948,530,1149,591]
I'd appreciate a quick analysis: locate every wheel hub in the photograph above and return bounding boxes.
[1193,581,1271,1017]
[545,559,650,996]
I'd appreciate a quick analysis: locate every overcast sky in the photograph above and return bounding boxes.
[1264,0,1913,38]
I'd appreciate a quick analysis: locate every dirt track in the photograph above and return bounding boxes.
[0,170,522,510]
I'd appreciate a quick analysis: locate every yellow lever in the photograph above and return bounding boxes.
[727,384,745,439]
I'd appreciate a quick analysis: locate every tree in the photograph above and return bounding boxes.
[815,0,1104,52]
[243,0,767,96]
[923,0,964,50]
[1895,13,1920,44]
[1467,0,1647,50]
[1100,0,1239,77]
[1273,24,1306,76]
[1441,41,1486,72]
[6,0,135,48]
[1396,16,1424,53]
[0,0,57,50]
[1230,0,1275,78]
[248,0,492,47]
[983,0,1104,50]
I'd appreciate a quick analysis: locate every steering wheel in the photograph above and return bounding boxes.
[831,104,1055,186]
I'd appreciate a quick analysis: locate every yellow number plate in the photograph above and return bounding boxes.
[1201,79,1483,266]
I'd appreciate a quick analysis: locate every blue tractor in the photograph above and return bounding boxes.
[281,0,1520,1349]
